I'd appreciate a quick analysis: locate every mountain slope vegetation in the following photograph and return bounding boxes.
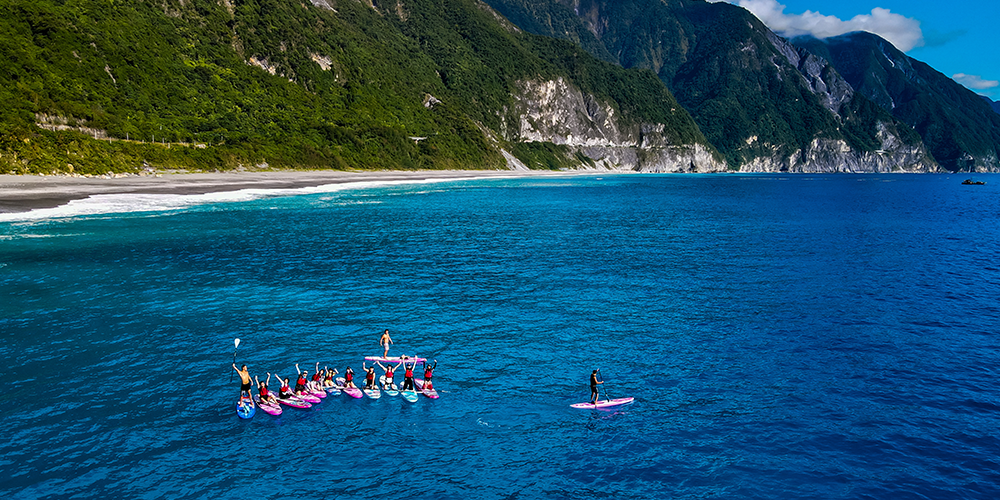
[0,0,710,174]
[792,32,1000,171]
[482,0,938,170]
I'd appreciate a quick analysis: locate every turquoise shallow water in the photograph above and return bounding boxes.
[2,173,1000,499]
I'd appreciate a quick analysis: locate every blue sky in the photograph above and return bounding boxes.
[709,0,1000,99]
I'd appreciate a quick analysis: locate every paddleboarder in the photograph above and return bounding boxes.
[255,373,279,406]
[422,360,437,390]
[401,359,417,391]
[590,369,604,405]
[363,362,377,390]
[294,364,310,396]
[379,329,393,357]
[376,361,401,389]
[322,366,339,388]
[278,377,296,400]
[344,366,357,389]
[233,363,252,400]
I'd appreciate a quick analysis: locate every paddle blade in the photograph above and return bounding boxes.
[234,338,241,349]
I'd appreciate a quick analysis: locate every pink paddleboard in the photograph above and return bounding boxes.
[277,395,311,409]
[571,397,635,409]
[336,378,364,399]
[254,396,283,416]
[413,378,439,399]
[308,383,326,398]
[295,391,321,403]
[364,356,427,364]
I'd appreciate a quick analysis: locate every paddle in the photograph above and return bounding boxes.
[229,338,241,382]
[597,369,612,404]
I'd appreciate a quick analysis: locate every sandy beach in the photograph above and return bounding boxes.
[0,169,575,214]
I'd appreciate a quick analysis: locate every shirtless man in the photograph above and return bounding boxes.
[379,329,393,357]
[233,364,252,401]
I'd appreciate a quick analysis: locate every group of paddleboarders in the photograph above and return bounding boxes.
[232,329,438,403]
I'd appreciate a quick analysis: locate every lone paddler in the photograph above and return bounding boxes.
[590,369,604,405]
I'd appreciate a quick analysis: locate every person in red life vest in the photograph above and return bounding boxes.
[310,362,324,391]
[255,373,279,406]
[379,329,393,358]
[294,363,311,395]
[422,360,438,390]
[401,360,417,391]
[232,364,252,401]
[362,362,378,390]
[278,376,298,401]
[375,361,401,389]
[343,366,357,389]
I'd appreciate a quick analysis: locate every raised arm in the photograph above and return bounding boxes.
[375,361,386,371]
[296,363,301,375]
[266,373,272,385]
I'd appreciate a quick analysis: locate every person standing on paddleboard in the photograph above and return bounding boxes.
[233,364,252,401]
[379,329,393,357]
[590,370,604,405]
[401,359,416,391]
[376,361,400,389]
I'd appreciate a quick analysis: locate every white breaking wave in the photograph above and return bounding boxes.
[0,177,485,222]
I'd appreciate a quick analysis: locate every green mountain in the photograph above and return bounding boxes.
[792,32,1000,172]
[482,0,937,172]
[0,0,714,175]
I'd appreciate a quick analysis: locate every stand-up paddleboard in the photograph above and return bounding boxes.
[400,388,419,403]
[570,397,635,409]
[277,394,312,409]
[364,355,426,364]
[363,386,382,399]
[236,397,256,419]
[336,378,363,399]
[324,384,342,396]
[413,378,439,399]
[295,391,321,404]
[254,396,283,416]
[308,382,327,398]
[379,376,399,397]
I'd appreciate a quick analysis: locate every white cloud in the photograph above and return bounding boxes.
[707,0,924,52]
[953,73,999,90]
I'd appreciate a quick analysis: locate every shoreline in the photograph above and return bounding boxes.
[0,169,581,216]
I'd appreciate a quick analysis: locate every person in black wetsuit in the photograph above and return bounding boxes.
[590,369,604,405]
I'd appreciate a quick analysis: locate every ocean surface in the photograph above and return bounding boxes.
[2,173,999,499]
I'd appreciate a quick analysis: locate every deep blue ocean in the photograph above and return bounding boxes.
[2,173,999,499]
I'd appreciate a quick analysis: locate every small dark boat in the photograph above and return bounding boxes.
[962,179,986,185]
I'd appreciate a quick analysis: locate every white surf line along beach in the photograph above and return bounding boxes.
[0,169,585,221]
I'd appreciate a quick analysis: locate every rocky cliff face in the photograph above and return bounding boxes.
[483,0,946,173]
[504,77,725,172]
[792,32,1000,172]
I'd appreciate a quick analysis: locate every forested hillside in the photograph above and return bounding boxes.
[482,0,944,171]
[793,32,1000,172]
[0,0,710,174]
